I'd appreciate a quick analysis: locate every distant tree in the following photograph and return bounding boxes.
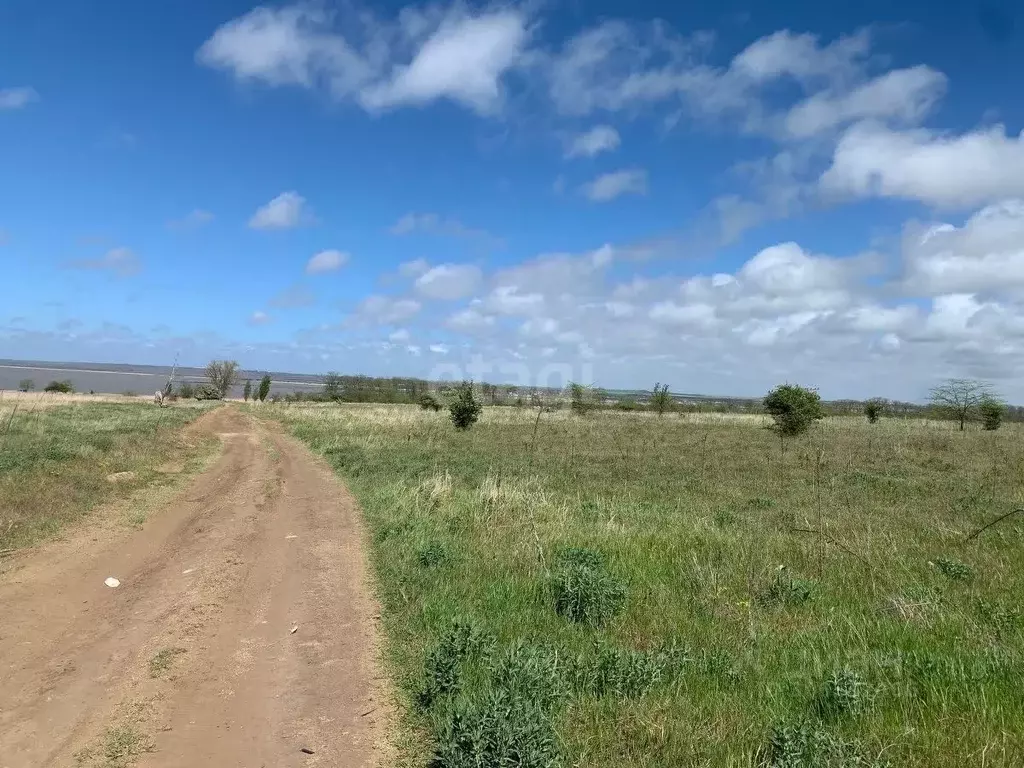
[177,382,195,399]
[206,360,240,398]
[322,372,343,401]
[568,382,596,416]
[929,378,992,431]
[243,379,252,402]
[195,384,223,400]
[864,398,885,424]
[43,379,74,394]
[764,383,825,436]
[18,378,34,392]
[419,392,443,412]
[650,382,672,416]
[257,374,272,402]
[449,381,483,431]
[980,396,1005,431]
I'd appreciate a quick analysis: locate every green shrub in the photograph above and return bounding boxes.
[764,384,825,436]
[864,398,885,424]
[417,541,452,568]
[17,378,34,392]
[448,381,482,431]
[762,721,886,767]
[650,382,672,416]
[257,374,272,402]
[242,380,252,401]
[177,382,195,399]
[419,393,443,412]
[757,569,816,608]
[550,548,626,626]
[418,618,494,708]
[616,398,640,411]
[980,397,1004,431]
[194,384,223,401]
[43,379,74,394]
[815,667,872,719]
[934,557,973,581]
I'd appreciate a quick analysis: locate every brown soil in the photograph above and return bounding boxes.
[0,407,390,767]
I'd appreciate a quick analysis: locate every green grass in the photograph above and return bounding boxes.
[148,646,187,677]
[261,403,1024,767]
[0,401,212,551]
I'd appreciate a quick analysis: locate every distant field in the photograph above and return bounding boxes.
[264,403,1024,767]
[0,401,214,551]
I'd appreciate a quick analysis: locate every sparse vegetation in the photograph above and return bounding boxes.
[322,371,343,401]
[261,403,1024,766]
[0,402,212,551]
[205,360,239,398]
[448,381,482,431]
[568,382,598,416]
[18,378,35,392]
[148,646,187,677]
[649,381,671,416]
[242,379,252,402]
[929,377,992,431]
[764,383,825,436]
[419,392,443,412]
[177,381,195,399]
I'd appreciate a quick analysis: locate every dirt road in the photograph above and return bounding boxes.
[0,407,389,767]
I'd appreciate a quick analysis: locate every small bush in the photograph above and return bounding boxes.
[934,557,973,581]
[757,569,815,608]
[764,384,825,436]
[417,541,452,568]
[550,548,626,626]
[242,379,252,401]
[418,618,494,708]
[650,382,672,416]
[194,384,223,401]
[43,379,74,394]
[257,374,272,402]
[864,398,885,424]
[616,398,640,411]
[567,382,597,416]
[17,378,34,392]
[815,667,872,719]
[419,393,443,412]
[448,381,482,431]
[762,721,886,768]
[574,640,689,698]
[980,397,1004,431]
[177,382,195,399]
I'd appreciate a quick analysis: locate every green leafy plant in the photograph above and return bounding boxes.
[419,393,443,412]
[43,379,74,394]
[650,382,672,416]
[448,381,482,431]
[418,618,494,708]
[257,374,272,402]
[980,397,1005,431]
[757,569,816,608]
[242,379,252,401]
[417,540,451,567]
[815,667,872,719]
[550,547,626,626]
[764,384,825,436]
[194,384,223,401]
[934,557,973,581]
[568,382,596,416]
[864,398,885,424]
[177,382,195,399]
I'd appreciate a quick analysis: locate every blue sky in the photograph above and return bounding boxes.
[3,0,1024,399]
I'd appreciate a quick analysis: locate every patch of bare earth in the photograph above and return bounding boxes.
[0,407,391,767]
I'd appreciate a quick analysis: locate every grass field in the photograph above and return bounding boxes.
[0,400,213,551]
[264,403,1024,767]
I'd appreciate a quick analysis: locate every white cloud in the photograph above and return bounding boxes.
[399,258,430,278]
[581,168,647,201]
[783,66,946,139]
[389,328,411,342]
[360,10,527,114]
[199,4,528,116]
[821,122,1024,208]
[415,263,482,300]
[249,310,271,325]
[349,295,422,325]
[482,285,545,315]
[167,209,214,230]
[429,343,450,354]
[249,191,309,229]
[446,307,495,333]
[0,87,38,110]
[306,249,349,274]
[901,200,1024,295]
[565,125,620,158]
[64,247,140,277]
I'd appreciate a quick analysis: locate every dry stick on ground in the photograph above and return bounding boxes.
[965,508,1024,542]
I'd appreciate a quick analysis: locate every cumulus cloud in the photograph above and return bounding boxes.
[581,168,647,201]
[446,307,495,333]
[199,4,528,115]
[415,263,482,300]
[349,295,422,325]
[565,125,620,158]
[249,310,272,325]
[821,123,1024,208]
[249,191,309,229]
[0,87,38,110]
[306,249,349,274]
[901,200,1024,295]
[64,247,141,277]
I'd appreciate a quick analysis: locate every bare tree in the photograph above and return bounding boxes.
[206,360,240,398]
[929,378,992,431]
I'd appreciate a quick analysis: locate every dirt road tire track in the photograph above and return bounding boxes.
[0,406,390,767]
